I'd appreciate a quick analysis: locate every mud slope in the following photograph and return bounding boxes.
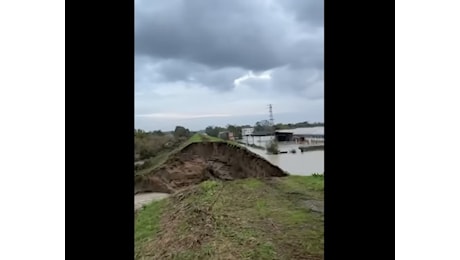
[135,142,288,194]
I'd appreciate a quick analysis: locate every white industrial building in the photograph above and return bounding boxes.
[241,127,255,136]
[275,127,324,144]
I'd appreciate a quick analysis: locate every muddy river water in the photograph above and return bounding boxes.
[241,136,324,175]
[243,143,324,176]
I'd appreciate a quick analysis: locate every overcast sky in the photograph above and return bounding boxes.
[135,0,323,131]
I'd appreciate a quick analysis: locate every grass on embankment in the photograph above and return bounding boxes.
[135,175,324,260]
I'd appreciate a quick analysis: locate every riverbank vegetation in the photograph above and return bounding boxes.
[266,140,280,154]
[134,126,194,172]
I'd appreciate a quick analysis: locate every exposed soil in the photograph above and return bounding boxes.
[135,142,288,194]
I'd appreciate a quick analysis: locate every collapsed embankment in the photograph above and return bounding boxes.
[135,142,288,194]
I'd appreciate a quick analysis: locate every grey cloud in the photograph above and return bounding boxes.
[270,66,323,93]
[136,57,246,91]
[280,0,324,26]
[191,67,245,91]
[237,65,323,100]
[135,0,324,129]
[135,0,323,71]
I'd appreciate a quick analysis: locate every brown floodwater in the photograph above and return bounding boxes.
[242,138,324,175]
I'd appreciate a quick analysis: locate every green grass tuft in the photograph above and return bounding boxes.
[135,199,168,255]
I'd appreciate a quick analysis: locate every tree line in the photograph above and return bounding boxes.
[134,126,194,161]
[134,121,324,150]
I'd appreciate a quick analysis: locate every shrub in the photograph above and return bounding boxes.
[266,140,279,154]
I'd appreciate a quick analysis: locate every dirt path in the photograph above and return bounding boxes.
[135,193,170,211]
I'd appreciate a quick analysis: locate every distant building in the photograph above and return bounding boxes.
[275,127,324,144]
[218,131,235,141]
[241,127,254,136]
[241,127,275,145]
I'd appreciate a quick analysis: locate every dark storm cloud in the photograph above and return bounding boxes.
[135,0,323,72]
[135,57,246,91]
